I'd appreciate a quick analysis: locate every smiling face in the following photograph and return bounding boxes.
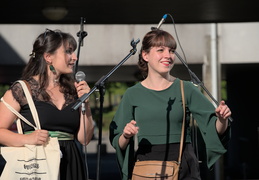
[142,45,175,75]
[138,30,177,78]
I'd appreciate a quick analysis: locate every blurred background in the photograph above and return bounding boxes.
[1,0,259,179]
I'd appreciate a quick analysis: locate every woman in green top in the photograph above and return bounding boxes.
[109,29,231,179]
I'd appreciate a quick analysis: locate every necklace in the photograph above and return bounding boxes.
[54,79,59,84]
[46,79,59,92]
[53,77,60,86]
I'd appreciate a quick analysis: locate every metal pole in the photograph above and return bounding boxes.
[211,23,218,105]
[210,23,221,180]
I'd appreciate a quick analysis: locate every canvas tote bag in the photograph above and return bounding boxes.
[0,80,60,180]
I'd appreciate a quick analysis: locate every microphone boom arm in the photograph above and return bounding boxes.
[72,38,140,111]
[175,51,233,123]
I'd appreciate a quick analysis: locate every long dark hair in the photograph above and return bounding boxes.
[22,29,77,101]
[138,29,177,78]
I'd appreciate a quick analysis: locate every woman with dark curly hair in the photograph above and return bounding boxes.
[0,29,94,180]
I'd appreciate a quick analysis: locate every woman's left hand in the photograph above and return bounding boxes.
[215,100,231,121]
[74,81,91,102]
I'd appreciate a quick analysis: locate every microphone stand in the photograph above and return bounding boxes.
[71,38,140,180]
[175,51,233,123]
[73,17,89,179]
[74,17,88,75]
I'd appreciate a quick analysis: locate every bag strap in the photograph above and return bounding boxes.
[1,97,37,134]
[178,80,186,164]
[16,80,41,129]
[0,80,41,134]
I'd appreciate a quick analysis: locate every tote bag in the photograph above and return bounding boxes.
[0,80,60,180]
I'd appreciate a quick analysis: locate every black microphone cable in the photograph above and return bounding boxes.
[166,14,187,63]
[153,13,194,83]
[159,13,201,162]
[75,71,90,180]
[82,111,90,180]
[153,13,188,65]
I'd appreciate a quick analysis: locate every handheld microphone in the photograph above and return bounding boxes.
[75,71,86,82]
[75,71,86,113]
[151,14,168,30]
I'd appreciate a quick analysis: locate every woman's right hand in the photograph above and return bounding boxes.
[25,129,49,145]
[119,120,139,150]
[123,120,139,139]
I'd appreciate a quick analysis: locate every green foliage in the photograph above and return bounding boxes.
[0,85,9,97]
[89,82,133,132]
[221,80,227,100]
[102,109,117,131]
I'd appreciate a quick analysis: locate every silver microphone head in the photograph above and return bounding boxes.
[75,71,86,82]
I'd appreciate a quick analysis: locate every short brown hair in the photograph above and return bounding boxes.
[138,29,177,78]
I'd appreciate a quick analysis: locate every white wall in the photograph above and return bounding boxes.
[218,22,259,64]
[0,23,258,66]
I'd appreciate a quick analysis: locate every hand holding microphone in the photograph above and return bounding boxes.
[75,71,89,113]
[75,71,86,83]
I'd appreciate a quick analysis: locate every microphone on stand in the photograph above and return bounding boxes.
[77,17,88,47]
[151,14,168,30]
[74,17,88,74]
[75,71,86,114]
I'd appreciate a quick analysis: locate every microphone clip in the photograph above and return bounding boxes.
[77,17,88,47]
[130,38,140,55]
[151,27,158,31]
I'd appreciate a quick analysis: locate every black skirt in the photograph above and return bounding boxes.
[59,140,87,180]
[135,143,201,180]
